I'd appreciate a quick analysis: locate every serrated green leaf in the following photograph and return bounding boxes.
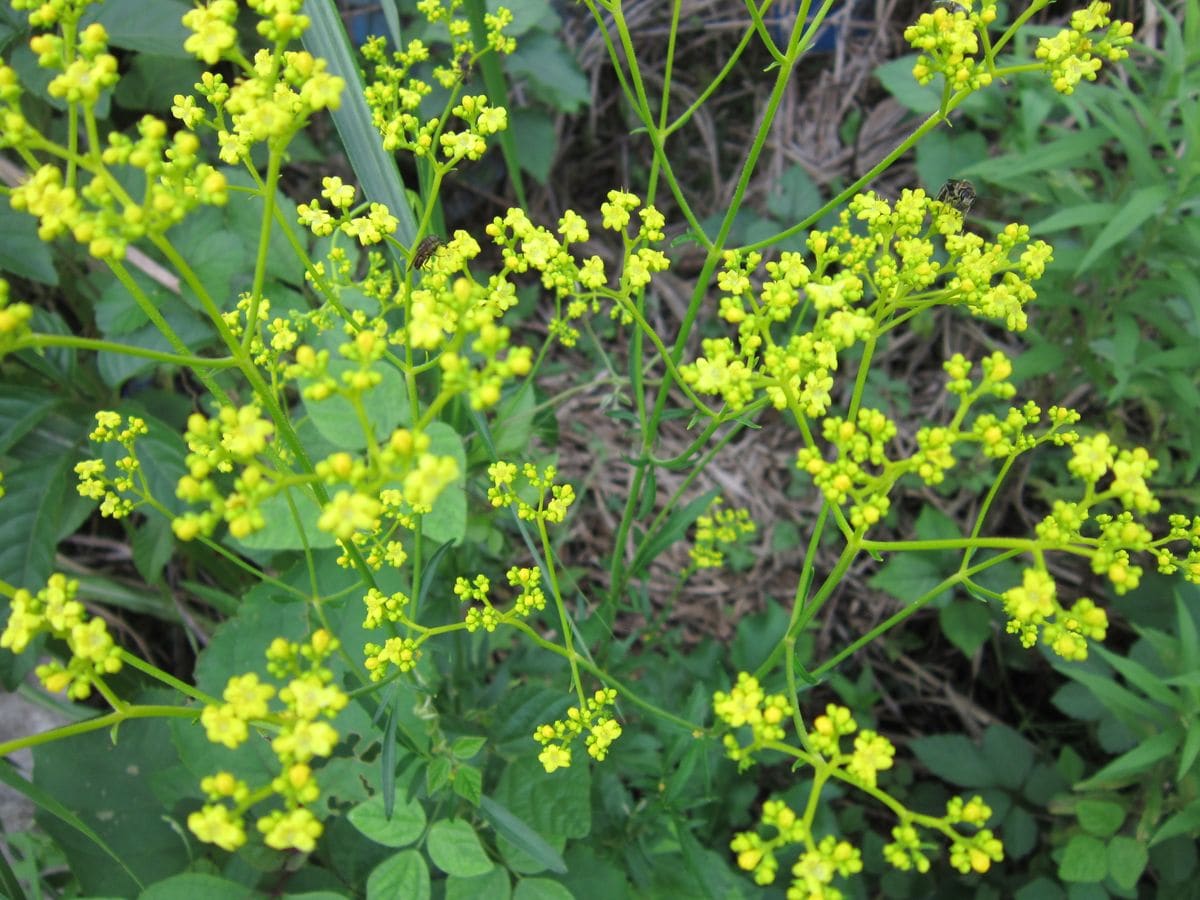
[87,0,191,57]
[939,599,992,657]
[452,736,487,760]
[1075,799,1126,837]
[452,764,483,806]
[0,453,77,589]
[427,819,493,877]
[1106,835,1148,890]
[0,196,58,284]
[908,733,997,788]
[504,32,589,113]
[427,756,453,796]
[1058,834,1108,883]
[0,386,59,454]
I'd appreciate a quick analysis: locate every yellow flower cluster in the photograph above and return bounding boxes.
[74,411,149,520]
[730,800,862,898]
[487,461,577,524]
[689,498,757,569]
[712,672,792,766]
[1036,2,1133,94]
[2,18,229,261]
[176,0,344,162]
[0,574,122,700]
[532,688,622,773]
[807,704,897,788]
[190,630,347,854]
[679,190,1051,419]
[454,566,547,633]
[904,0,997,90]
[0,279,33,357]
[360,3,514,157]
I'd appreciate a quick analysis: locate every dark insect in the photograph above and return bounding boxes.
[936,178,976,214]
[409,235,443,271]
[456,53,473,82]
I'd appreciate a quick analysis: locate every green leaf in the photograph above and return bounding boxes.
[1150,800,1200,847]
[139,873,260,899]
[452,764,484,806]
[874,55,940,113]
[939,599,992,657]
[1106,836,1148,891]
[767,165,823,224]
[452,736,487,760]
[0,195,58,284]
[1076,185,1171,274]
[505,31,589,113]
[869,553,950,606]
[0,385,59,454]
[508,108,556,184]
[1031,203,1120,235]
[348,789,427,848]
[478,794,567,875]
[447,866,511,900]
[0,760,138,890]
[628,489,720,579]
[301,0,417,253]
[427,819,494,877]
[113,54,204,110]
[1058,834,1109,883]
[0,453,77,589]
[88,0,191,57]
[232,488,334,552]
[981,723,1034,790]
[1076,727,1182,790]
[427,756,453,796]
[908,733,997,788]
[367,850,430,900]
[1053,661,1171,727]
[33,707,189,895]
[962,129,1109,181]
[302,360,411,450]
[1179,717,1200,782]
[513,878,575,900]
[1075,800,1126,838]
[1003,805,1039,860]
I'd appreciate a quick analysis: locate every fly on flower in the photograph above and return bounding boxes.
[936,179,976,215]
[409,235,444,272]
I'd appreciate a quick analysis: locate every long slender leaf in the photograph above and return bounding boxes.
[1075,184,1170,274]
[1076,727,1181,789]
[477,794,567,874]
[301,0,418,253]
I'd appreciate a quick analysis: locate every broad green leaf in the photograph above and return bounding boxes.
[874,55,941,113]
[1076,185,1171,274]
[1077,728,1182,789]
[139,873,261,899]
[1075,800,1125,838]
[348,789,427,848]
[447,866,511,900]
[513,878,574,900]
[485,0,559,35]
[0,196,58,284]
[939,599,992,657]
[113,54,205,110]
[767,165,823,224]
[301,359,411,450]
[88,0,191,57]
[0,385,59,454]
[478,795,567,875]
[508,108,556,184]
[301,0,417,253]
[1106,836,1148,891]
[1003,805,1039,860]
[366,850,430,900]
[908,734,997,788]
[0,453,77,589]
[493,756,590,873]
[232,488,334,552]
[1058,834,1108,883]
[34,705,190,895]
[452,764,483,806]
[981,723,1035,790]
[504,32,589,113]
[0,759,138,890]
[427,819,494,877]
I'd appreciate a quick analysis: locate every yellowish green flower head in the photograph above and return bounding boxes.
[190,630,345,854]
[532,688,622,773]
